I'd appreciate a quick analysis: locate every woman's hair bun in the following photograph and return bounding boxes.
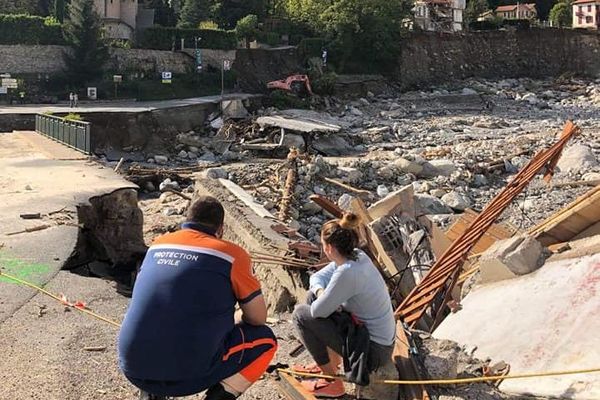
[339,212,360,230]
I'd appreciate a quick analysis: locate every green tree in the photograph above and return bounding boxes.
[178,0,211,28]
[53,0,66,22]
[0,0,39,14]
[464,0,489,26]
[63,0,108,85]
[235,14,258,48]
[284,0,411,72]
[211,0,266,29]
[549,0,572,26]
[146,0,176,26]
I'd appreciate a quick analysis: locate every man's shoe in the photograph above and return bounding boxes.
[301,378,345,398]
[139,390,168,400]
[203,383,237,400]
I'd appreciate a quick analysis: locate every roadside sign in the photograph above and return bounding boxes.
[113,75,123,83]
[87,87,97,100]
[161,71,172,84]
[0,73,11,78]
[0,87,7,94]
[1,78,17,88]
[195,49,202,72]
[223,60,232,71]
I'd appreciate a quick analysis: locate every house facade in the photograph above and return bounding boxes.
[93,0,154,41]
[495,3,537,19]
[573,0,600,29]
[414,0,466,32]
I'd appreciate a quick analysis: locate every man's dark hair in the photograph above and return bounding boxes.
[187,196,225,228]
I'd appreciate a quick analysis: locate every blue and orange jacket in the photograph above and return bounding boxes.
[118,223,261,381]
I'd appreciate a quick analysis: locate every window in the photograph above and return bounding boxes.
[588,4,592,11]
[587,15,593,22]
[579,6,583,12]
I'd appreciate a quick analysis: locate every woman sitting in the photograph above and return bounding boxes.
[292,213,396,398]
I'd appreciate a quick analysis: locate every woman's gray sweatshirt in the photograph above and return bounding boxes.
[309,250,396,346]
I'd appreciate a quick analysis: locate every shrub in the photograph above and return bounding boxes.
[312,72,337,95]
[109,39,131,49]
[268,89,309,109]
[64,113,83,121]
[256,31,280,46]
[138,26,237,50]
[198,20,219,29]
[0,14,64,45]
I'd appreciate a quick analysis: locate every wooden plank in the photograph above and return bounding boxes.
[530,185,600,246]
[350,197,400,278]
[368,184,415,219]
[277,371,318,400]
[393,322,430,400]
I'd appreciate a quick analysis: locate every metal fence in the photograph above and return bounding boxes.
[35,114,91,154]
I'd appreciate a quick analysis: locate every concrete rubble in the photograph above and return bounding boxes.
[95,76,600,400]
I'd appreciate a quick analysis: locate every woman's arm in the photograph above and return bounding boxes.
[310,269,356,318]
[309,262,336,293]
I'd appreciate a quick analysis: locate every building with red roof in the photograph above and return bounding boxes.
[573,0,600,29]
[495,3,537,20]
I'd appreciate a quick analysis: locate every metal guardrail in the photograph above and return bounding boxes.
[35,114,91,154]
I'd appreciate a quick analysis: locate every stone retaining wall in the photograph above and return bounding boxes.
[0,45,193,75]
[396,28,600,89]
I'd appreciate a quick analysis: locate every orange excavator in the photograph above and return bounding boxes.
[267,74,313,97]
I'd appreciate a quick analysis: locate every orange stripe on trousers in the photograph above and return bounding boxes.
[239,343,278,382]
[222,338,277,361]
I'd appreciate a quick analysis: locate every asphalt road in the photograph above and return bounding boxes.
[0,93,255,115]
[0,131,135,323]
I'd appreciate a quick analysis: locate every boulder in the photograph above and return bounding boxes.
[312,136,352,156]
[415,194,452,215]
[441,191,471,211]
[281,133,306,150]
[376,185,389,198]
[556,144,598,173]
[394,157,423,175]
[479,235,546,283]
[159,178,180,192]
[338,166,363,184]
[427,159,457,177]
[521,93,539,105]
[154,155,169,165]
[205,167,228,180]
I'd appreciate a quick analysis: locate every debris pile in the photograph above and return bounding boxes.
[101,77,600,400]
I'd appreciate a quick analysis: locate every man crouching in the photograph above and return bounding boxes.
[118,196,277,400]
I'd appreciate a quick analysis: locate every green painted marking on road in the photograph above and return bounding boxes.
[0,251,51,284]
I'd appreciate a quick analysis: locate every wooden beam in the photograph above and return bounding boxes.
[276,371,318,400]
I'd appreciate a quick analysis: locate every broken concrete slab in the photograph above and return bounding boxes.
[193,177,307,312]
[479,235,546,283]
[217,178,276,220]
[434,252,600,399]
[222,99,249,119]
[278,109,352,129]
[256,115,341,133]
